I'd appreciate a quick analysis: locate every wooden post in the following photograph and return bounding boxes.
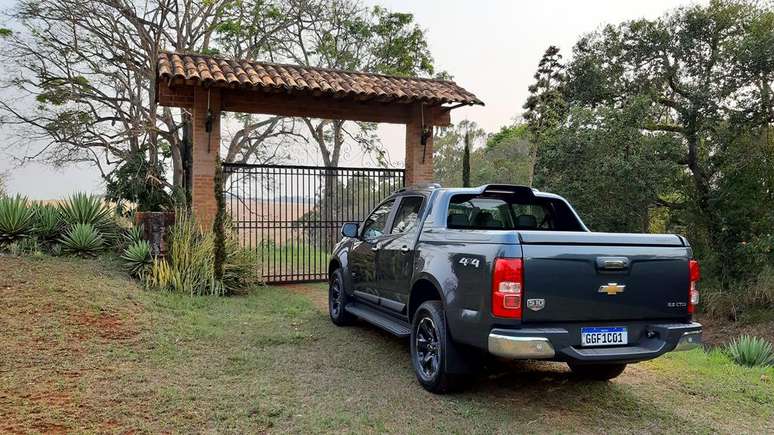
[191,86,221,229]
[404,103,434,186]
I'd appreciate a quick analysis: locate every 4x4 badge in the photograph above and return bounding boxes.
[526,298,545,311]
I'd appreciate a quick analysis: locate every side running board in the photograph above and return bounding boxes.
[345,303,411,337]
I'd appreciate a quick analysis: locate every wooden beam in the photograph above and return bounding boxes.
[158,84,451,125]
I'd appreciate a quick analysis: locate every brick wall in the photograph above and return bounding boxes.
[404,104,434,186]
[191,87,221,230]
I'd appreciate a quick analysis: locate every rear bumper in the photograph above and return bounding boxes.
[487,321,702,363]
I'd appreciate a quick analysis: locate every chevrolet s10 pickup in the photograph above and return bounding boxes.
[327,184,702,393]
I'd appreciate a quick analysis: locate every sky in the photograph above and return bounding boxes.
[0,0,707,199]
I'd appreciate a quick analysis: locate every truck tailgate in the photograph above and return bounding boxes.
[520,232,691,322]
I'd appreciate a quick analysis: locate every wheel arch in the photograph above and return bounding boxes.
[328,257,342,279]
[408,276,445,323]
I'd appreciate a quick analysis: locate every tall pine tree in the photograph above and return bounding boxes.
[523,46,567,185]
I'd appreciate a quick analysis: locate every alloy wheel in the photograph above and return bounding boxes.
[415,316,441,380]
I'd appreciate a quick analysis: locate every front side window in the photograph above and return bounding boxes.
[362,200,395,240]
[391,196,423,234]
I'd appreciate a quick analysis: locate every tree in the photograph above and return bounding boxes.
[522,45,566,185]
[474,124,533,187]
[462,130,471,187]
[432,120,485,187]
[0,0,234,187]
[533,0,774,282]
[217,0,436,168]
[0,0,302,207]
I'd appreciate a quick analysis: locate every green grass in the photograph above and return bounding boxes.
[1,255,773,433]
[258,241,330,277]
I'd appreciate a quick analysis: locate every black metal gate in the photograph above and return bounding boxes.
[223,163,405,283]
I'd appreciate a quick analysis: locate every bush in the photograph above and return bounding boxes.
[145,210,259,296]
[121,240,152,277]
[32,204,62,242]
[7,236,43,256]
[702,267,774,321]
[0,195,35,245]
[60,223,104,257]
[725,335,774,368]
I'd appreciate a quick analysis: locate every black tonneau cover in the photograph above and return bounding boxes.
[518,231,685,247]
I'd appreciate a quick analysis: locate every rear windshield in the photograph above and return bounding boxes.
[447,194,584,231]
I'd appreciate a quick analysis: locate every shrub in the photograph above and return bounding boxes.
[221,235,260,294]
[725,335,774,368]
[145,209,260,296]
[60,223,104,257]
[0,195,35,245]
[702,267,774,321]
[32,204,62,242]
[7,236,43,256]
[121,240,152,277]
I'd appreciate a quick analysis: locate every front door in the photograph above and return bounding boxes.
[375,196,424,315]
[349,199,396,305]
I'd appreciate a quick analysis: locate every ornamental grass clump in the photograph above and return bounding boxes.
[725,335,774,368]
[144,209,259,296]
[0,195,35,245]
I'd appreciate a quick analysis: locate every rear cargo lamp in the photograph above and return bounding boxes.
[688,259,700,314]
[492,258,523,319]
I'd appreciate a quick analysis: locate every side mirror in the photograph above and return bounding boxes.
[341,222,359,238]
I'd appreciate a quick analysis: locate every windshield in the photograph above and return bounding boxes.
[446,194,584,231]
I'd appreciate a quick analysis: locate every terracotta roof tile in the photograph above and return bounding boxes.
[158,52,483,106]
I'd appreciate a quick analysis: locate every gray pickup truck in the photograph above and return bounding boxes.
[328,184,702,393]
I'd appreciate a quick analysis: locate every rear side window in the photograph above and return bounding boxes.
[447,194,583,231]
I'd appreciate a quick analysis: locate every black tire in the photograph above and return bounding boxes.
[329,269,354,326]
[568,362,627,380]
[410,301,462,393]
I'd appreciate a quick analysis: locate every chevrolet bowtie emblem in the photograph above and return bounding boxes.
[599,283,626,295]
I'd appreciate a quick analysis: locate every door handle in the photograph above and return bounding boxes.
[400,245,410,253]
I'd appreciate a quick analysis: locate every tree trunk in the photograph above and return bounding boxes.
[462,130,471,187]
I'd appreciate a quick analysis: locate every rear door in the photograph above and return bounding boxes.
[349,199,396,304]
[375,195,424,314]
[520,232,691,322]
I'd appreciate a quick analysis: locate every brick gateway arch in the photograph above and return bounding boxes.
[156,52,482,281]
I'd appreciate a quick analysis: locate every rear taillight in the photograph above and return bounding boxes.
[688,259,700,314]
[492,258,523,319]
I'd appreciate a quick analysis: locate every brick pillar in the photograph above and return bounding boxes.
[404,104,434,186]
[191,86,221,230]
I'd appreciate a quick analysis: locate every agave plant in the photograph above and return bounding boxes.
[32,204,62,242]
[0,195,35,244]
[121,240,152,277]
[726,335,774,368]
[60,223,104,257]
[58,193,113,231]
[124,225,144,246]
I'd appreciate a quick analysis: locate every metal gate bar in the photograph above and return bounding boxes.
[223,163,405,284]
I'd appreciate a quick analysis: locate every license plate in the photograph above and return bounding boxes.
[581,327,628,347]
